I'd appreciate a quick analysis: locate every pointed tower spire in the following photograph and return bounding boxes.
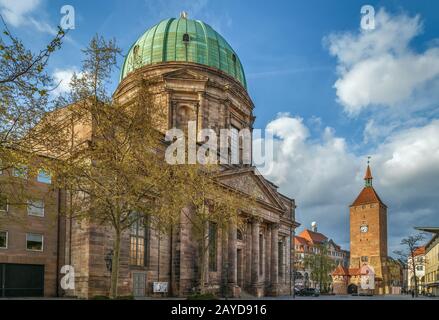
[364,156,373,187]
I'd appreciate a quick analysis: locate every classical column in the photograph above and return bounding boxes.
[270,223,279,295]
[245,220,252,286]
[265,226,272,286]
[251,217,262,296]
[227,223,239,297]
[228,224,237,284]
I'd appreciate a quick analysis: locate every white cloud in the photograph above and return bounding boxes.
[0,0,57,34]
[52,67,79,96]
[325,9,439,115]
[0,0,40,27]
[263,115,439,252]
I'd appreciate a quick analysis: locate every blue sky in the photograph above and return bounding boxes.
[1,0,438,253]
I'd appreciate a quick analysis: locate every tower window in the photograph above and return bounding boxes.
[182,33,190,43]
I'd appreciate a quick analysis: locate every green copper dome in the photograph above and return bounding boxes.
[120,17,247,88]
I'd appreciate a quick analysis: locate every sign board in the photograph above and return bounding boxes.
[153,282,168,293]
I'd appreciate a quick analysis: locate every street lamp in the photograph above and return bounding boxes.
[105,249,113,272]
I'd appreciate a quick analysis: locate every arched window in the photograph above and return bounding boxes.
[176,105,194,132]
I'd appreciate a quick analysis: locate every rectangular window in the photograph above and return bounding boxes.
[208,222,218,271]
[0,194,8,212]
[361,256,368,262]
[230,126,239,164]
[27,199,45,217]
[37,170,51,184]
[26,233,43,251]
[13,165,28,179]
[130,216,146,266]
[0,231,7,249]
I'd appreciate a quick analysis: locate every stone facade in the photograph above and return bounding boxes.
[0,18,300,298]
[60,61,299,298]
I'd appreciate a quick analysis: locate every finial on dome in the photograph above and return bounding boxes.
[180,11,188,19]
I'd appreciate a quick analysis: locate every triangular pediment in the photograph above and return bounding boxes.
[217,167,286,212]
[162,68,208,81]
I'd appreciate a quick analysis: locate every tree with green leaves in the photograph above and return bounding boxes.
[51,35,194,298]
[303,242,336,292]
[174,164,254,294]
[0,17,64,229]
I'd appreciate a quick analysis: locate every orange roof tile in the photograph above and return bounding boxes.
[298,229,328,244]
[413,246,426,256]
[351,186,386,207]
[294,236,309,245]
[332,265,349,276]
[348,268,361,276]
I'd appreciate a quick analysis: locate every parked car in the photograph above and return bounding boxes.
[297,288,320,297]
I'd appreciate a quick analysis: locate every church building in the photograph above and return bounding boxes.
[0,14,299,298]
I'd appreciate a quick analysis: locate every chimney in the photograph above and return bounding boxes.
[311,221,317,232]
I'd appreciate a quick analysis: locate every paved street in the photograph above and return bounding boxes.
[268,294,439,300]
[1,294,438,300]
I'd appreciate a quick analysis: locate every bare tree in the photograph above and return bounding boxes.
[394,233,425,297]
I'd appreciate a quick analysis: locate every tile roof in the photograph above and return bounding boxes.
[351,186,386,207]
[413,246,426,256]
[348,268,361,276]
[332,264,349,276]
[295,236,309,245]
[298,229,328,244]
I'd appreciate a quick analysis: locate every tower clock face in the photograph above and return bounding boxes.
[360,225,369,233]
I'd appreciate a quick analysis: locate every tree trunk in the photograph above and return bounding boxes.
[411,251,418,297]
[199,225,207,294]
[110,229,121,299]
